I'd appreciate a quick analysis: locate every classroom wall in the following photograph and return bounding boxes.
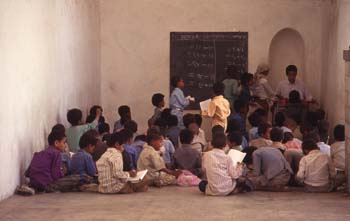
[100,0,327,132]
[321,0,350,128]
[0,0,100,200]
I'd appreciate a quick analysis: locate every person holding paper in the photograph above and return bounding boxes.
[96,133,149,194]
[169,76,194,127]
[202,82,231,131]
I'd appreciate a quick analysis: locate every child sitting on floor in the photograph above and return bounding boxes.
[97,133,148,194]
[137,132,182,187]
[114,105,131,132]
[296,140,335,192]
[66,108,101,153]
[148,93,165,127]
[249,122,272,148]
[70,131,98,178]
[331,125,346,187]
[227,132,243,151]
[199,133,253,196]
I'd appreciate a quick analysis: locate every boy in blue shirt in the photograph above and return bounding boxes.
[70,131,98,178]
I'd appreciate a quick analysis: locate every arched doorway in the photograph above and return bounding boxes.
[268,28,305,89]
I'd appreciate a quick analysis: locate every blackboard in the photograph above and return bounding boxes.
[170,32,248,109]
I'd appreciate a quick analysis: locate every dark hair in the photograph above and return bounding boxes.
[226,65,238,79]
[242,146,258,165]
[302,140,319,154]
[258,123,272,136]
[134,134,147,142]
[152,93,165,107]
[167,115,178,127]
[48,131,66,146]
[146,132,162,144]
[98,122,110,134]
[171,76,182,88]
[118,105,131,118]
[234,99,248,113]
[120,116,131,126]
[227,132,242,146]
[179,129,194,144]
[282,132,294,143]
[227,118,241,133]
[107,133,120,147]
[154,118,168,132]
[118,129,134,144]
[212,133,227,149]
[124,120,138,133]
[288,90,301,103]
[317,109,326,121]
[194,114,203,127]
[286,65,297,74]
[240,73,254,86]
[51,124,65,134]
[333,124,345,141]
[304,132,320,143]
[183,113,196,128]
[248,112,260,127]
[213,82,225,95]
[160,108,172,120]
[254,108,268,117]
[79,132,98,149]
[212,125,225,135]
[85,129,99,138]
[67,108,83,126]
[270,127,284,142]
[274,112,286,127]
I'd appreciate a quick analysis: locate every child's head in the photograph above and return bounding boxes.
[274,112,285,127]
[286,65,298,84]
[248,112,260,128]
[212,133,227,149]
[118,105,131,118]
[303,132,320,143]
[171,76,184,89]
[194,114,203,128]
[179,129,194,145]
[89,105,103,116]
[288,90,301,103]
[67,108,83,126]
[226,118,241,134]
[124,120,138,134]
[51,124,65,134]
[234,99,249,115]
[98,122,110,135]
[134,134,147,142]
[118,129,134,145]
[282,132,294,144]
[212,125,225,136]
[107,132,123,151]
[302,140,319,155]
[146,132,163,151]
[86,105,104,124]
[79,131,98,154]
[240,72,254,86]
[242,146,258,165]
[333,124,345,142]
[258,122,272,139]
[227,132,242,147]
[167,115,179,127]
[152,93,165,108]
[300,122,315,136]
[48,131,66,152]
[270,127,284,142]
[160,108,172,120]
[183,113,196,128]
[212,82,225,96]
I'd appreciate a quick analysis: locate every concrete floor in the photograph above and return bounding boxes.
[0,187,350,221]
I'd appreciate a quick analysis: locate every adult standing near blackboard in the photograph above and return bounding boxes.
[222,65,240,110]
[170,76,194,127]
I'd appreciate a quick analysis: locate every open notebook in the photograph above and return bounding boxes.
[227,149,246,167]
[128,169,148,183]
[199,99,211,112]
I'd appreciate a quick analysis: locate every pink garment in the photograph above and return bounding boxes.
[284,140,302,151]
[176,170,201,187]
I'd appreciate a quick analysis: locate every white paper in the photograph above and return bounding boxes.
[227,149,246,167]
[128,169,148,183]
[200,99,211,112]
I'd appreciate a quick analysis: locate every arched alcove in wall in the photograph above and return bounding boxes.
[268,28,305,89]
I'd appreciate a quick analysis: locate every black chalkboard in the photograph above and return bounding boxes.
[170,32,248,109]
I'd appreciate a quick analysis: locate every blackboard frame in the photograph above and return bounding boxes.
[170,32,248,110]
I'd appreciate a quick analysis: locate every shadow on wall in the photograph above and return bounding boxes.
[268,28,305,89]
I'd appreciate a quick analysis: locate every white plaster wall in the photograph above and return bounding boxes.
[0,0,100,200]
[100,0,327,132]
[321,0,350,127]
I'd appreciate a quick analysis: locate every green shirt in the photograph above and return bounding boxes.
[67,120,98,153]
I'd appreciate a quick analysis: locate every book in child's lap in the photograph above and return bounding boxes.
[227,149,246,167]
[128,169,148,183]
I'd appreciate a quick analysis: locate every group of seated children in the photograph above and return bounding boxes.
[23,79,346,197]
